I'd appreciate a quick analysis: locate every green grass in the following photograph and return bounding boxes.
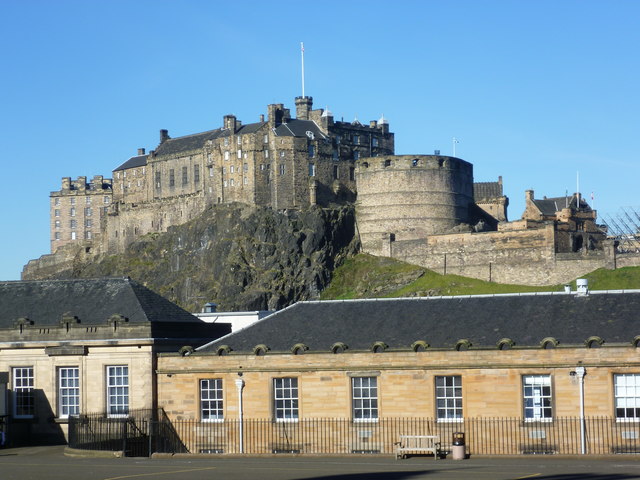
[321,254,640,300]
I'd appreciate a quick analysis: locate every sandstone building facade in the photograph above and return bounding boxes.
[156,289,640,455]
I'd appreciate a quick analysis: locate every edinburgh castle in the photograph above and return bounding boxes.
[23,96,640,285]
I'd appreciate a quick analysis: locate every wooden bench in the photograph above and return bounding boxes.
[394,435,441,460]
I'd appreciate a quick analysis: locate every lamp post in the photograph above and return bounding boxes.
[235,377,245,454]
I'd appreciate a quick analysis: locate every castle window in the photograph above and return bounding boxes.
[384,159,391,168]
[85,207,92,217]
[244,176,248,185]
[182,166,188,186]
[224,151,230,160]
[237,136,241,145]
[85,219,92,228]
[333,165,339,179]
[280,164,285,175]
[265,150,270,158]
[55,220,60,228]
[70,219,77,229]
[86,197,91,205]
[70,208,76,217]
[353,135,360,145]
[55,209,60,217]
[263,134,268,144]
[207,153,212,162]
[208,166,214,177]
[12,367,34,418]
[155,172,161,190]
[243,163,248,172]
[169,169,175,187]
[70,198,76,206]
[309,163,316,177]
[412,158,420,167]
[352,376,378,422]
[194,165,200,184]
[54,197,60,206]
[274,377,299,422]
[349,167,355,181]
[280,150,285,158]
[103,196,110,204]
[523,374,553,421]
[436,376,463,422]
[55,232,60,240]
[200,379,224,422]
[224,137,229,146]
[237,150,242,159]
[372,137,378,147]
[230,165,234,174]
[614,374,640,421]
[230,179,235,187]
[84,230,92,239]
[223,180,228,187]
[354,151,360,161]
[308,144,315,158]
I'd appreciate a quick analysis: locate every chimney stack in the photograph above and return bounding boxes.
[137,148,146,156]
[160,129,169,144]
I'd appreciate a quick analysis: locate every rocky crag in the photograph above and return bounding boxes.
[37,203,358,312]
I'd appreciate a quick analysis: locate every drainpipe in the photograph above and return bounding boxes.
[235,377,245,453]
[575,366,586,454]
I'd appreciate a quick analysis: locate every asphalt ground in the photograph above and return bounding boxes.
[2,446,640,480]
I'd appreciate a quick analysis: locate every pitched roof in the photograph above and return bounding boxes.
[114,154,148,172]
[0,277,202,328]
[274,119,328,140]
[532,194,592,216]
[153,129,224,157]
[197,291,640,353]
[474,181,503,201]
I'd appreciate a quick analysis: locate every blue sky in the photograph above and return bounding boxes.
[1,0,638,281]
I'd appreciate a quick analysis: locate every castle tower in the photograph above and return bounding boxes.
[295,96,313,120]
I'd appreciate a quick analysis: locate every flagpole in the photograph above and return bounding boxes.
[301,42,305,98]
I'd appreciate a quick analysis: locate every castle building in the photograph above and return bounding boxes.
[48,97,394,255]
[49,176,112,253]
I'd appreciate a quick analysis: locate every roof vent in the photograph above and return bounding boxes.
[203,302,217,313]
[576,279,589,296]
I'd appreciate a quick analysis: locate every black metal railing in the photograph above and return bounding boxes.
[68,415,640,456]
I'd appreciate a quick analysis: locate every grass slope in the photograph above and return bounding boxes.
[320,254,640,300]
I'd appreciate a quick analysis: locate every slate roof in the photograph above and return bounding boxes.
[153,129,224,157]
[274,119,328,140]
[474,181,503,201]
[0,277,203,328]
[114,154,148,172]
[532,194,591,216]
[197,291,640,353]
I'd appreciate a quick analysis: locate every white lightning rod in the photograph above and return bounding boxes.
[301,42,305,98]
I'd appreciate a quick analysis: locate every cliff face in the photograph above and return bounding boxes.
[37,203,358,312]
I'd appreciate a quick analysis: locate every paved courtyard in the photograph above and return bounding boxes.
[2,446,640,480]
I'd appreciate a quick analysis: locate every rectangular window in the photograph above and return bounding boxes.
[333,165,339,179]
[237,136,242,145]
[85,207,92,217]
[263,134,268,144]
[71,231,77,240]
[55,209,60,217]
[55,220,61,228]
[353,134,360,145]
[70,207,76,217]
[243,163,248,172]
[349,167,355,182]
[279,164,285,175]
[352,376,378,421]
[55,232,60,240]
[86,197,92,205]
[85,219,92,228]
[208,166,214,177]
[237,150,242,159]
[182,166,188,186]
[70,198,76,206]
[155,172,161,190]
[435,376,463,421]
[85,230,92,239]
[194,165,200,184]
[59,367,80,418]
[230,165,234,174]
[309,163,316,177]
[265,149,270,159]
[224,137,229,146]
[308,144,315,158]
[224,151,230,160]
[523,374,552,421]
[169,169,175,187]
[103,196,110,204]
[615,374,640,421]
[200,379,223,422]
[107,366,129,416]
[274,377,298,421]
[13,367,34,418]
[70,219,77,229]
[55,197,60,206]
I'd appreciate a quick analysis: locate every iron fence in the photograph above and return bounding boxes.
[69,415,640,457]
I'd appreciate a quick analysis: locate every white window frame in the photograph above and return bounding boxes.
[59,367,80,418]
[273,377,299,422]
[106,365,129,417]
[200,379,223,422]
[435,375,463,422]
[523,374,553,422]
[12,367,34,418]
[615,373,640,422]
[352,376,378,422]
